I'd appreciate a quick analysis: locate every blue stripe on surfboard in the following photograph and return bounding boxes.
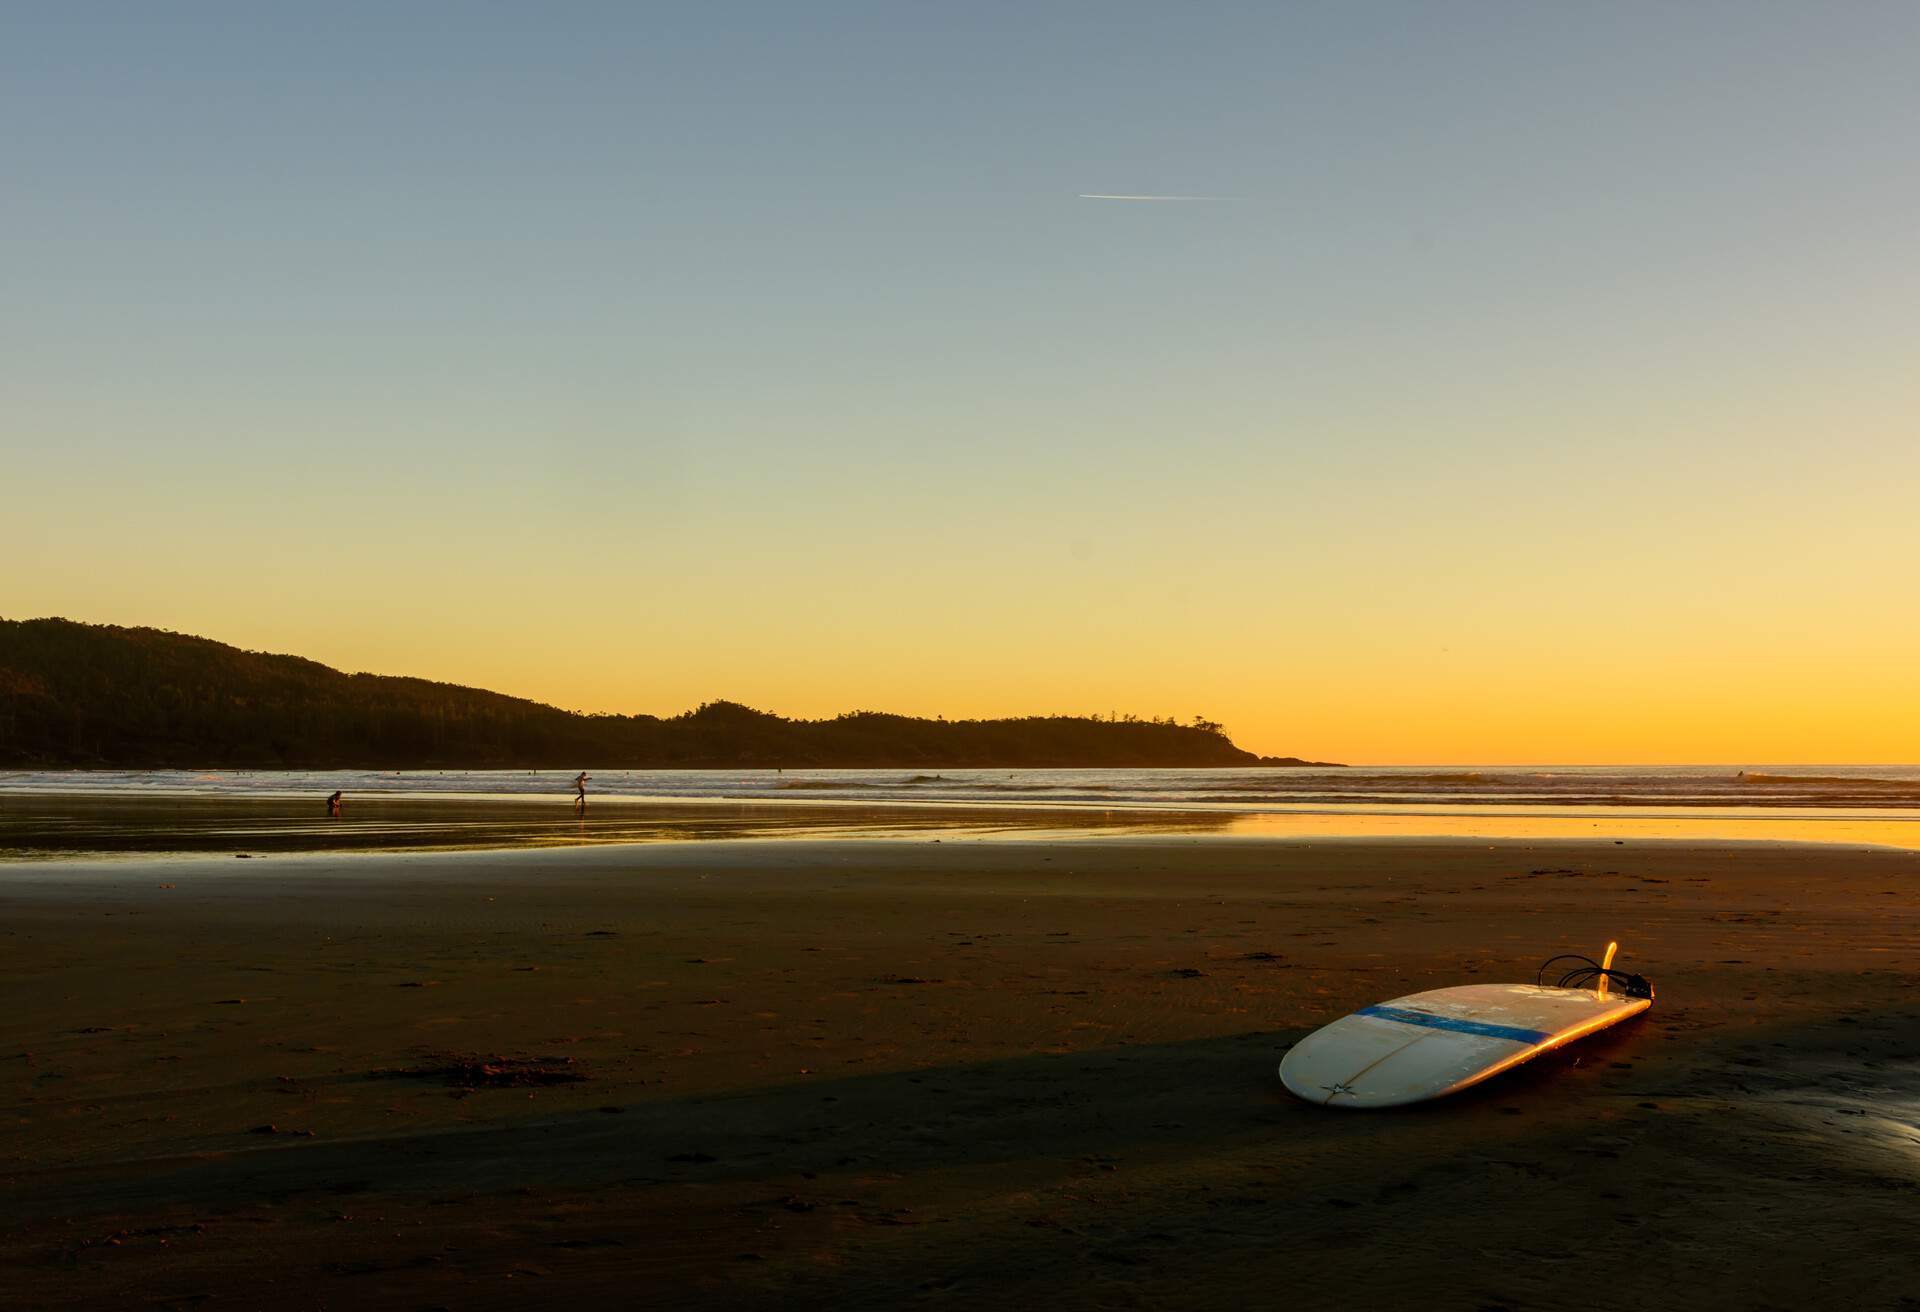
[1356,1005,1555,1046]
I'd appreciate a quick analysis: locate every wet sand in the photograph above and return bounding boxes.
[0,792,1243,861]
[3,837,1917,1309]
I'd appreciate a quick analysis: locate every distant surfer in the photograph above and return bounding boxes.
[573,771,590,809]
[326,790,343,817]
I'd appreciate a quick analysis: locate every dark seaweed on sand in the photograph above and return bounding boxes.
[375,1054,588,1089]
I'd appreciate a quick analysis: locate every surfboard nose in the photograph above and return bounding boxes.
[1280,1023,1441,1107]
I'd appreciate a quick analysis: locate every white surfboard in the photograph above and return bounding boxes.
[1280,945,1652,1109]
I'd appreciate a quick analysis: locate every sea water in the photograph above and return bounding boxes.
[6,764,1920,857]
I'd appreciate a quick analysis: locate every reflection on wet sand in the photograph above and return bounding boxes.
[0,793,1241,861]
[1215,807,1920,850]
[7,790,1920,861]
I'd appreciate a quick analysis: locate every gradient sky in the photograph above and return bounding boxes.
[5,2,1917,763]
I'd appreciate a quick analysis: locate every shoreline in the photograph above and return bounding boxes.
[10,789,1920,861]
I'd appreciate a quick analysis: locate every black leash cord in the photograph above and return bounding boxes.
[1535,953,1655,1001]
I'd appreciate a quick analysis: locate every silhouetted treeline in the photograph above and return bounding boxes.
[0,619,1333,769]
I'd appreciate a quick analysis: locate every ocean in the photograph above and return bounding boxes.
[7,764,1920,857]
[8,763,1920,808]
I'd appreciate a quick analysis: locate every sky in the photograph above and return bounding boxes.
[4,2,1917,763]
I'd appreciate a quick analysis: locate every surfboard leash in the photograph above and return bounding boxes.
[1535,954,1655,1001]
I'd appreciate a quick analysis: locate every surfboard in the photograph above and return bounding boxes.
[1279,946,1652,1109]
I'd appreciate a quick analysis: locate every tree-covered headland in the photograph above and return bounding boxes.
[0,618,1335,769]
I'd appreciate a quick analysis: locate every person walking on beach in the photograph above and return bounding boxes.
[326,790,343,817]
[573,771,590,810]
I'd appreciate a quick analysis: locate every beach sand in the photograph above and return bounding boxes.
[3,837,1916,1309]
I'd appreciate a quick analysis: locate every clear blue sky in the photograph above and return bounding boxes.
[6,3,1918,760]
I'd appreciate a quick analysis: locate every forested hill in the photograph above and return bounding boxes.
[0,619,1334,769]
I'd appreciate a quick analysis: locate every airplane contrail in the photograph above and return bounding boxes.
[1077,193,1218,201]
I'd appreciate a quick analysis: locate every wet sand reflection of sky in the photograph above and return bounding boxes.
[6,792,1920,862]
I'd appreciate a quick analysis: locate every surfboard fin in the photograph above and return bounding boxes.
[1597,942,1656,1001]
